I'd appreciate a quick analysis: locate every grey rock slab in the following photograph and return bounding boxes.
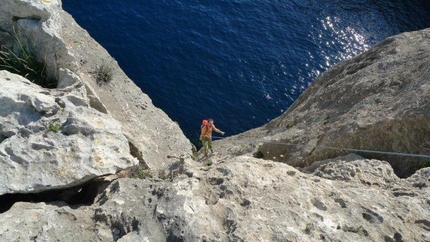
[0,202,102,242]
[152,156,430,241]
[0,71,138,195]
[1,156,428,241]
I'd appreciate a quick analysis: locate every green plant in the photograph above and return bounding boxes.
[416,160,430,170]
[138,170,153,179]
[48,123,60,133]
[0,36,56,88]
[286,120,296,129]
[323,115,330,125]
[96,62,113,85]
[191,145,199,158]
[158,170,166,180]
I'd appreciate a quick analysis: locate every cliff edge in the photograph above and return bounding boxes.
[215,27,430,178]
[0,1,429,242]
[0,0,192,176]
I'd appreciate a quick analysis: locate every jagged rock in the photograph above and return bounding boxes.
[2,157,428,241]
[0,0,55,35]
[0,178,169,242]
[302,153,400,186]
[0,0,192,172]
[0,202,102,242]
[0,71,137,195]
[155,157,429,241]
[92,179,168,242]
[215,28,430,177]
[0,0,75,80]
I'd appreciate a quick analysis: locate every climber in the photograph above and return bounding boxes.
[200,118,225,158]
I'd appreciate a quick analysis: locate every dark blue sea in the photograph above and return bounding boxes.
[62,0,430,142]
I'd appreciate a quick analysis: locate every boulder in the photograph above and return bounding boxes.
[0,71,137,195]
[215,28,430,177]
[302,153,399,186]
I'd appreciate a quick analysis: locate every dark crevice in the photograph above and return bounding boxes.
[0,178,111,213]
[12,15,42,23]
[166,234,184,242]
[0,134,7,144]
[107,218,140,241]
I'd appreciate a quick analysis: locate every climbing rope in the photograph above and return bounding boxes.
[211,136,430,160]
[258,141,430,160]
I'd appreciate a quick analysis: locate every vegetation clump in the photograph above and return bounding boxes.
[95,62,113,85]
[323,115,330,125]
[158,170,166,180]
[138,170,153,179]
[286,120,296,129]
[0,36,56,88]
[48,123,60,133]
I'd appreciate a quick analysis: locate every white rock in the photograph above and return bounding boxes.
[0,71,137,195]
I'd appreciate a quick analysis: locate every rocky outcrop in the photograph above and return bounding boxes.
[215,28,430,178]
[0,0,192,173]
[0,71,137,195]
[1,155,428,241]
[0,1,429,242]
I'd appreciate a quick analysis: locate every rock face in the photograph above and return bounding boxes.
[0,0,192,172]
[0,1,429,242]
[1,156,429,241]
[0,71,137,195]
[215,28,430,178]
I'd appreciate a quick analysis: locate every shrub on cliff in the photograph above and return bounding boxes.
[95,61,113,85]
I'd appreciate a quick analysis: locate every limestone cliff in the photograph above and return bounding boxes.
[215,27,430,178]
[0,1,429,242]
[0,0,192,174]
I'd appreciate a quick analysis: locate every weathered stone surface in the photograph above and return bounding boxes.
[0,178,169,242]
[0,202,101,242]
[92,179,168,242]
[151,156,430,241]
[0,71,137,195]
[56,5,193,171]
[302,153,400,186]
[0,0,56,33]
[215,28,430,177]
[0,0,192,172]
[1,156,428,241]
[0,0,74,81]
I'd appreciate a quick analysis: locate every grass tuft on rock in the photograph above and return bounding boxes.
[96,61,113,85]
[0,37,57,88]
[48,123,60,133]
[138,170,153,179]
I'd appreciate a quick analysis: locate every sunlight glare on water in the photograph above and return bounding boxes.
[317,15,371,67]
